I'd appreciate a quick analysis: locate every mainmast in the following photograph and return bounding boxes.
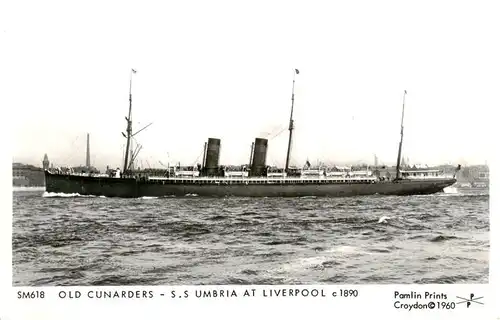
[285,69,299,173]
[123,69,136,173]
[395,90,407,180]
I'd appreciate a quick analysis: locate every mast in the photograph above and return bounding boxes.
[201,142,208,170]
[285,68,299,173]
[129,139,134,171]
[85,133,90,168]
[123,69,136,173]
[395,90,407,180]
[249,142,254,167]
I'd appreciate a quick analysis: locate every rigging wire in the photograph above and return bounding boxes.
[269,127,287,140]
[60,134,82,167]
[191,148,205,167]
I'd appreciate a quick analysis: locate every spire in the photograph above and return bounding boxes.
[86,133,91,168]
[42,153,50,170]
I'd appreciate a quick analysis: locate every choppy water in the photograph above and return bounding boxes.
[12,190,489,286]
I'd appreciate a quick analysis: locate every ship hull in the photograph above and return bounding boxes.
[44,171,456,198]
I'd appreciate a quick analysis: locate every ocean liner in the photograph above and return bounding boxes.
[44,69,457,198]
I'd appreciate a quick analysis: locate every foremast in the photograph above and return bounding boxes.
[122,69,136,173]
[285,69,299,173]
[395,90,407,180]
[121,69,153,174]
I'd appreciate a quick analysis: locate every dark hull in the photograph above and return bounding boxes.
[44,171,456,198]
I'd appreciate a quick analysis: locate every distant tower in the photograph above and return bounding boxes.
[86,133,91,168]
[42,154,50,170]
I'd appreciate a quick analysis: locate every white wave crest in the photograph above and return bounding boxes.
[326,245,361,254]
[443,186,458,194]
[185,193,199,197]
[43,192,82,198]
[378,216,391,223]
[275,245,369,274]
[280,256,328,272]
[42,192,100,198]
[140,196,158,199]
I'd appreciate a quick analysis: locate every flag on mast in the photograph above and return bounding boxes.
[404,90,407,94]
[132,69,137,73]
[295,69,299,74]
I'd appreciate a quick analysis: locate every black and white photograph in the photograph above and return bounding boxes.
[4,0,495,302]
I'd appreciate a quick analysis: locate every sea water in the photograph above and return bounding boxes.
[12,190,489,285]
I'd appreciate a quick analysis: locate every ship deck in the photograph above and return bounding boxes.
[145,176,379,185]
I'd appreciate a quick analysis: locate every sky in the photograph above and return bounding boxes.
[2,0,498,171]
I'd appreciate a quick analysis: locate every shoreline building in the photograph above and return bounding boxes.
[12,161,46,187]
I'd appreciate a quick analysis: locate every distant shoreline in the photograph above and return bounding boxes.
[13,186,45,192]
